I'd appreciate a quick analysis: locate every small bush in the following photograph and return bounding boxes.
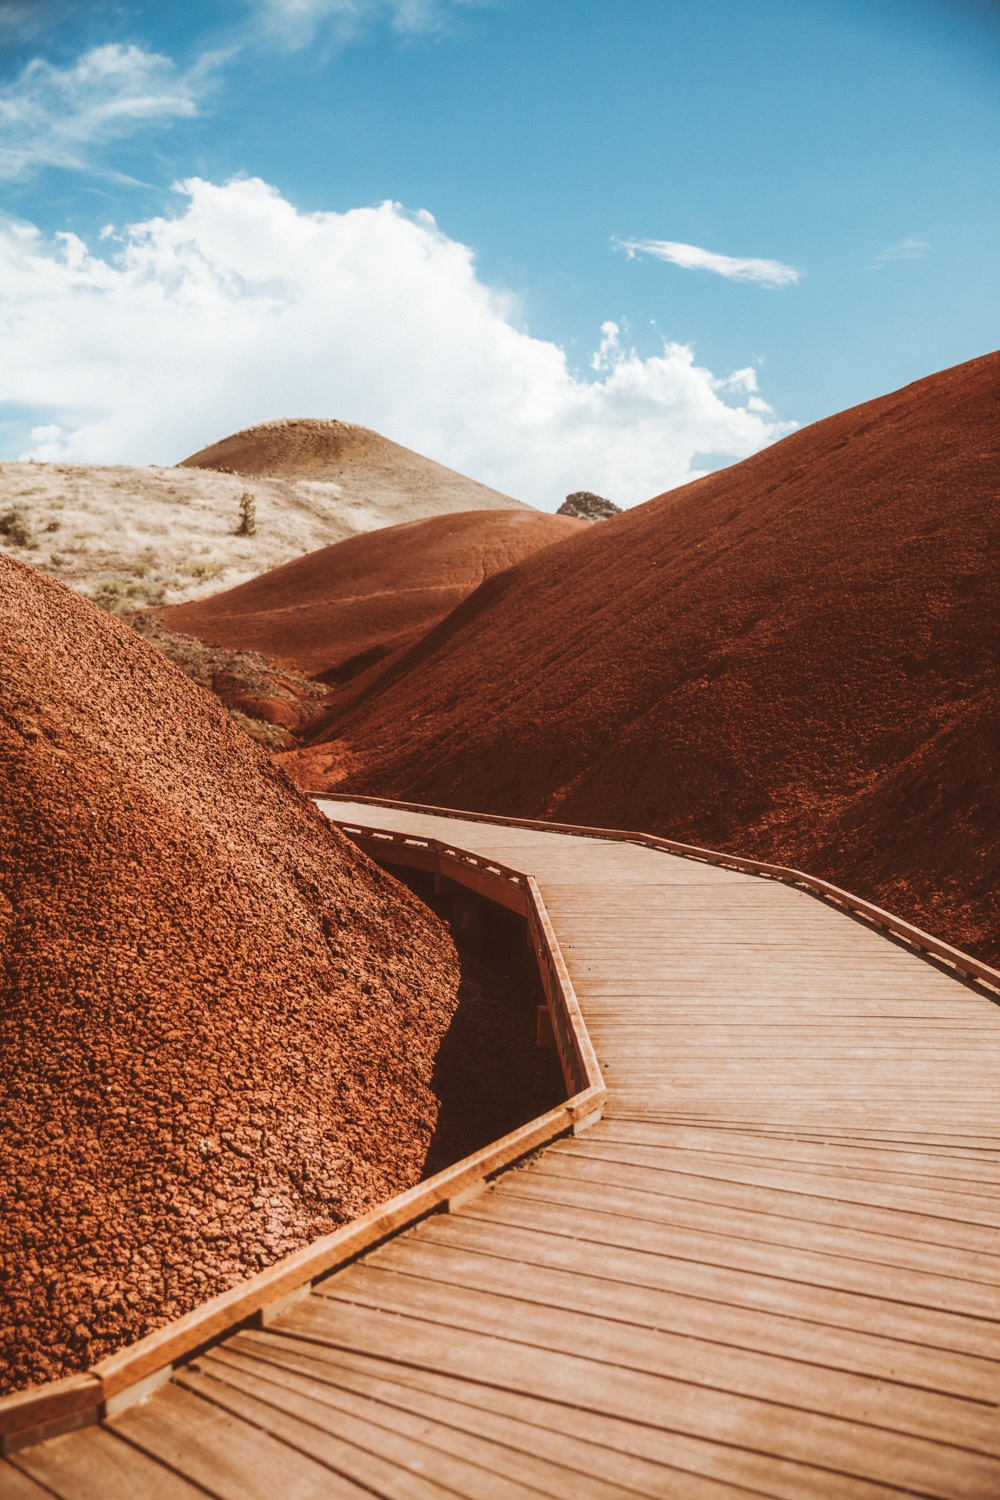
[181,559,222,580]
[235,491,257,537]
[91,577,166,614]
[0,505,34,548]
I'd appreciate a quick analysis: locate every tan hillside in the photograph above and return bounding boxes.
[0,423,528,611]
[180,417,524,510]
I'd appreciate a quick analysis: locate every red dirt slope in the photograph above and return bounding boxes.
[161,508,585,680]
[0,555,462,1394]
[293,353,1000,964]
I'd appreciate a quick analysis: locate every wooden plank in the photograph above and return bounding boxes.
[230,1330,896,1500]
[519,1154,1000,1268]
[177,1363,525,1500]
[221,1333,736,1500]
[0,1463,57,1499]
[589,1122,1000,1186]
[109,1382,368,1499]
[414,1211,1000,1396]
[10,1425,203,1499]
[279,1294,1000,1498]
[482,1183,1000,1321]
[325,796,1000,996]
[199,1347,625,1500]
[313,1259,1000,1455]
[548,1141,1000,1234]
[10,794,1000,1498]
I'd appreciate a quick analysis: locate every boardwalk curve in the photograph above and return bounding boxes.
[3,798,1000,1498]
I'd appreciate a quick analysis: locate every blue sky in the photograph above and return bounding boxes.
[0,0,996,506]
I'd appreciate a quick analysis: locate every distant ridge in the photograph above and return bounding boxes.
[180,417,526,515]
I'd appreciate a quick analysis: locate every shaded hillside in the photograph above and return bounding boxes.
[0,555,463,1393]
[290,353,1000,964]
[161,508,585,680]
[180,416,524,514]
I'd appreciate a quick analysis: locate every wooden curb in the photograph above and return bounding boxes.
[0,825,604,1456]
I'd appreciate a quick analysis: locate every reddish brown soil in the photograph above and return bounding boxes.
[161,509,584,680]
[0,556,467,1395]
[293,353,1000,965]
[128,614,331,749]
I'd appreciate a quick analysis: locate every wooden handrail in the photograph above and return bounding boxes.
[315,792,1000,998]
[333,821,603,1098]
[0,830,604,1456]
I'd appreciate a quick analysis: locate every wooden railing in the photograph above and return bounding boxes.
[317,793,1000,998]
[0,827,604,1457]
[335,822,602,1100]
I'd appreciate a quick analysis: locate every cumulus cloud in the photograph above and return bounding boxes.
[0,177,794,506]
[871,235,930,267]
[0,42,216,180]
[616,237,802,289]
[251,0,477,49]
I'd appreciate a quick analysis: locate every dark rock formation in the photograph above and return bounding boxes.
[557,492,623,523]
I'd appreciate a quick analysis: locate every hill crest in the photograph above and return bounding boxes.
[179,417,525,510]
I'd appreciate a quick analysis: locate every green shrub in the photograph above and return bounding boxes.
[0,506,34,548]
[91,577,166,614]
[235,491,257,537]
[181,559,222,580]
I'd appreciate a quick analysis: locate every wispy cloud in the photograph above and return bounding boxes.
[0,43,219,181]
[250,0,479,50]
[871,235,930,268]
[615,237,802,289]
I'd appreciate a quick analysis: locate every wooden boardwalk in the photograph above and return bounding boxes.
[4,801,1000,1498]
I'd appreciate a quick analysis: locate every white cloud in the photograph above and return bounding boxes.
[0,43,216,180]
[615,237,802,289]
[251,0,477,49]
[0,177,794,507]
[871,236,930,267]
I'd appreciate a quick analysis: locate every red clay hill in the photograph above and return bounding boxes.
[0,554,464,1394]
[290,353,1000,966]
[161,508,585,683]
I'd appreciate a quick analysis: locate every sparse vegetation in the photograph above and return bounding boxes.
[91,577,167,613]
[181,559,222,580]
[235,490,257,537]
[0,446,504,611]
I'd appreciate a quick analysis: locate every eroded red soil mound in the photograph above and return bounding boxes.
[162,508,584,680]
[0,556,463,1393]
[296,353,1000,963]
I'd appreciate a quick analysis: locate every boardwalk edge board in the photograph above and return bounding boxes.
[316,791,1000,997]
[0,826,604,1456]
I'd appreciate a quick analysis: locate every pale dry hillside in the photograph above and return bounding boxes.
[0,420,526,610]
